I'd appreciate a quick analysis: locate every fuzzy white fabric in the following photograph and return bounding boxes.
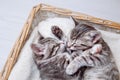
[8,27,40,80]
[8,17,120,80]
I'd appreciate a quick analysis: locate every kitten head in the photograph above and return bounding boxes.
[69,17,101,50]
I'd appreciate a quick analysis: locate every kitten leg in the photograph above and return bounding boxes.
[66,55,92,75]
[37,53,71,69]
[66,44,103,75]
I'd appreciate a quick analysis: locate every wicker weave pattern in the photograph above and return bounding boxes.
[0,4,120,80]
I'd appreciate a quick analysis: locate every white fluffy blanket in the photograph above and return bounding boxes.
[8,18,120,80]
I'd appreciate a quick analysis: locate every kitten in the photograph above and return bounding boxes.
[65,18,119,80]
[31,17,119,80]
[31,35,80,80]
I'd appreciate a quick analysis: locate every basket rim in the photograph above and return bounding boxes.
[1,3,120,80]
[37,3,120,29]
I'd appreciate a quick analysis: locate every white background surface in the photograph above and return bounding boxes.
[0,0,120,72]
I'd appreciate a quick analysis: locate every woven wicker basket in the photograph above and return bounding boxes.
[1,3,120,80]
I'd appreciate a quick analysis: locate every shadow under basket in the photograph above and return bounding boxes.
[1,3,120,80]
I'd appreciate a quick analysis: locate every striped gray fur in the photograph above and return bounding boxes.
[31,17,119,80]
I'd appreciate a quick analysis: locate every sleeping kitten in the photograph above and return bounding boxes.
[31,17,119,80]
[51,23,119,80]
[31,35,81,80]
[65,18,119,80]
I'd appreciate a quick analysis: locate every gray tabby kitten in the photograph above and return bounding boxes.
[66,21,120,80]
[31,17,119,80]
[31,32,81,80]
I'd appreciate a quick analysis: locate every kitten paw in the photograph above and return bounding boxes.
[65,60,79,75]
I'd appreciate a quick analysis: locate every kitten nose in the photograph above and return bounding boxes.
[62,46,72,54]
[64,46,74,54]
[65,42,75,54]
[69,49,74,53]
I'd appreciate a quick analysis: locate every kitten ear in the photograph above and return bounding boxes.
[31,43,43,54]
[51,26,63,40]
[90,31,101,44]
[70,16,78,26]
[38,31,44,40]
